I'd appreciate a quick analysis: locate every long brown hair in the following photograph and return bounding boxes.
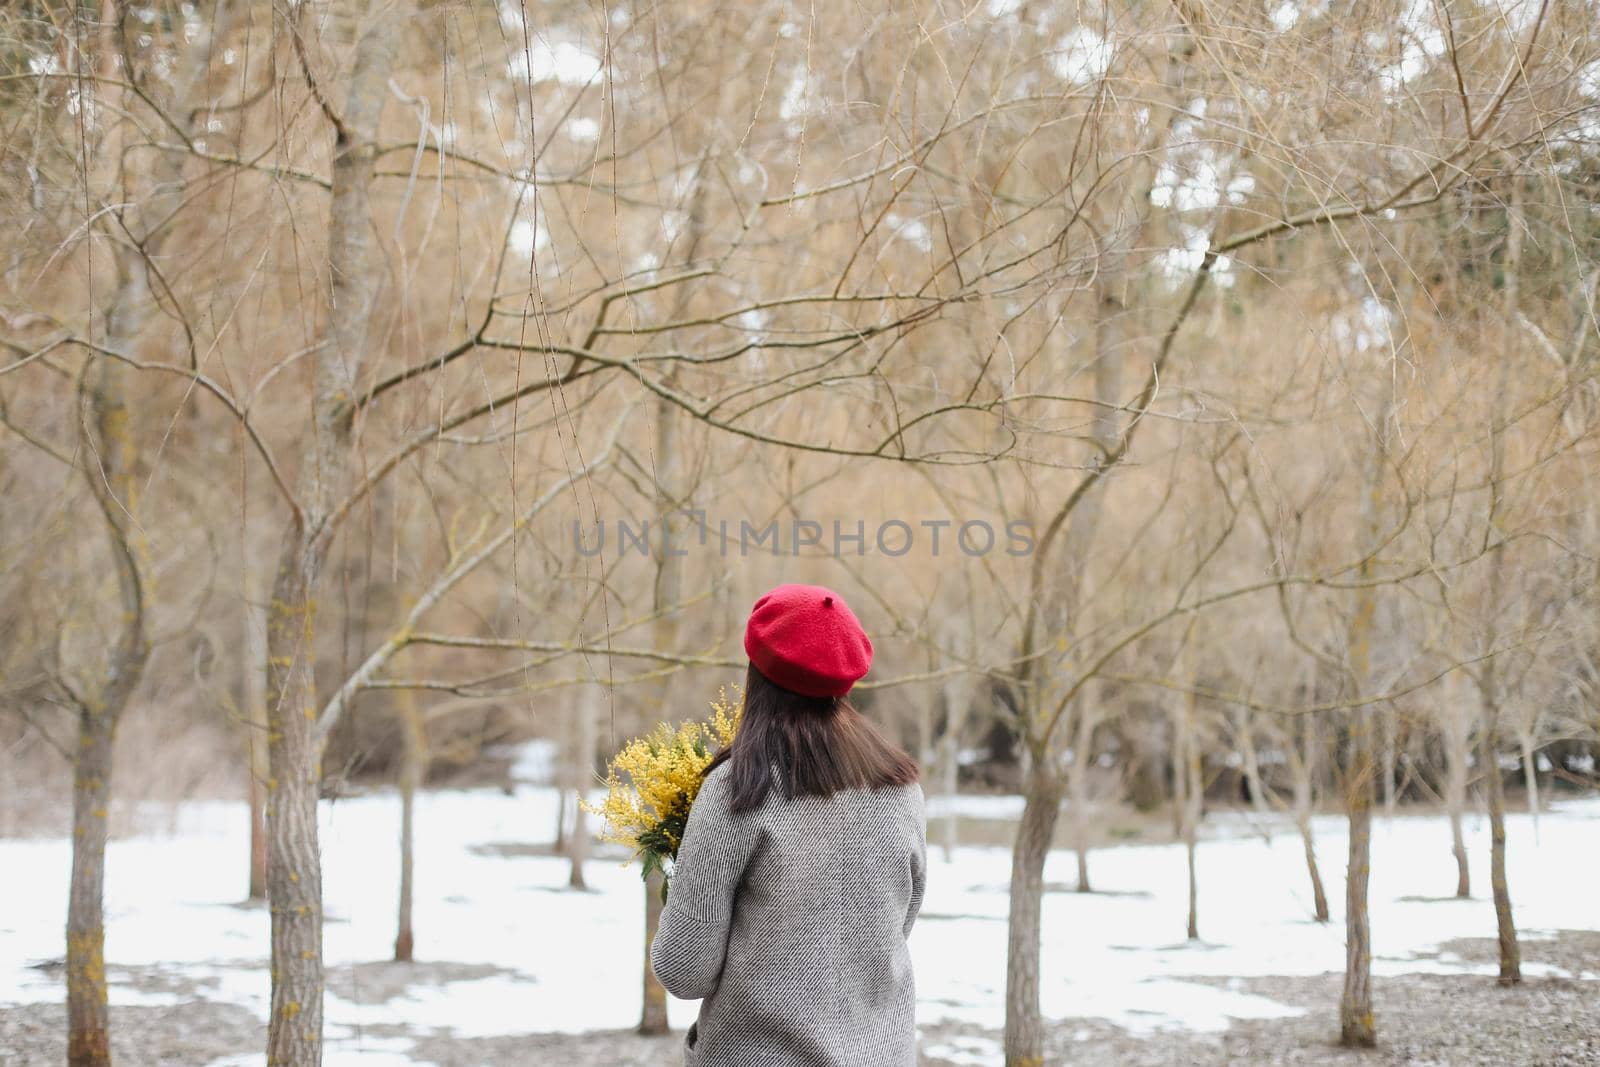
[705,663,920,813]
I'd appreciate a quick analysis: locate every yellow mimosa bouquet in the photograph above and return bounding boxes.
[585,686,741,889]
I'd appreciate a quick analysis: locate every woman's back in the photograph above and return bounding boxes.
[651,761,927,1066]
[651,584,925,1065]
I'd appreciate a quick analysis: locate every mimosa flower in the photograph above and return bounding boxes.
[584,686,741,891]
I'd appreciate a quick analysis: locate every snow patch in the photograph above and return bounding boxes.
[2,789,1596,1052]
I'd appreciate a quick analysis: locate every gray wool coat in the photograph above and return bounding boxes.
[649,761,927,1066]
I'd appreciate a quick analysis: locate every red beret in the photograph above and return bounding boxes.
[743,584,873,698]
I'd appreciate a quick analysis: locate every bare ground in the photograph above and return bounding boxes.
[2,932,1596,1066]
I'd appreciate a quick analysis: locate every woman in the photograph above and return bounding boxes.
[650,583,927,1066]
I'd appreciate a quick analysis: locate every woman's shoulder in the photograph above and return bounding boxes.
[869,777,922,802]
[696,760,737,809]
[694,760,767,823]
[841,780,926,844]
[887,779,926,820]
[843,778,925,820]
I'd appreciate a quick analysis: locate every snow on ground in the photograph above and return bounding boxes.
[924,793,1030,820]
[920,798,1600,1037]
[1,773,1597,1066]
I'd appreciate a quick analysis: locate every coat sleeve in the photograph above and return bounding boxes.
[649,766,759,1000]
[904,785,927,938]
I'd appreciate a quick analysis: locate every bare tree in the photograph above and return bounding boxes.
[393,690,425,963]
[243,582,270,903]
[1473,170,1528,987]
[1337,357,1391,1048]
[1175,640,1206,942]
[56,4,229,1058]
[3,6,1596,1067]
[260,8,401,1058]
[566,685,597,891]
[1438,676,1477,899]
[1292,709,1332,923]
[63,354,151,1067]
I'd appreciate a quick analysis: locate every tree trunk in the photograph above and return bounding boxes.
[1340,731,1376,1048]
[1518,728,1541,841]
[63,3,191,1051]
[1180,687,1202,941]
[1235,710,1271,822]
[1003,766,1062,1067]
[639,451,680,1018]
[395,764,415,962]
[553,785,568,853]
[637,158,708,1020]
[249,756,269,902]
[1297,814,1330,924]
[1450,796,1471,901]
[940,672,972,863]
[1482,717,1522,984]
[1068,708,1095,893]
[1339,305,1393,1048]
[1185,831,1200,942]
[568,686,596,890]
[1447,741,1470,899]
[263,7,399,1061]
[1477,169,1522,986]
[1295,712,1330,922]
[67,323,152,1067]
[639,869,670,1034]
[395,697,424,963]
[1073,831,1091,895]
[940,719,960,862]
[999,21,1192,1056]
[67,704,115,1067]
[265,552,328,1065]
[244,590,269,903]
[1442,695,1472,899]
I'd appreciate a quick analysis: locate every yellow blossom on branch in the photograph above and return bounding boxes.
[583,686,741,886]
